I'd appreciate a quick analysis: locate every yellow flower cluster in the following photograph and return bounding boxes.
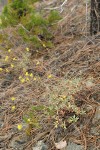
[19,71,37,83]
[4,49,17,71]
[19,76,25,83]
[18,72,53,83]
[25,72,33,77]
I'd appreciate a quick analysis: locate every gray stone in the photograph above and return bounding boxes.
[0,121,4,128]
[92,106,100,124]
[67,142,84,150]
[9,135,28,150]
[32,141,48,150]
[90,127,100,136]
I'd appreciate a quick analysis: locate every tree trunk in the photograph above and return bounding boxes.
[90,0,100,35]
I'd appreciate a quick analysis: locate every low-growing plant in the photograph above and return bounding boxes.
[22,87,86,134]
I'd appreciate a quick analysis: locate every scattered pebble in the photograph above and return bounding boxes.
[67,142,84,150]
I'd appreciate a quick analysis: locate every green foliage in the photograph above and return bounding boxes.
[30,13,48,26]
[0,0,61,49]
[48,10,62,24]
[68,115,79,123]
[0,5,18,26]
[10,0,27,9]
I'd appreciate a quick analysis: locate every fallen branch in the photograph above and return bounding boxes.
[44,0,68,13]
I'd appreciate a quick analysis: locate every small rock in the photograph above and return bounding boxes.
[85,81,94,88]
[0,121,4,128]
[92,106,100,124]
[32,141,48,150]
[67,142,84,150]
[90,127,100,136]
[9,135,28,150]
[0,142,5,149]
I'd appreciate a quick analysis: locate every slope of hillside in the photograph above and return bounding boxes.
[0,0,100,150]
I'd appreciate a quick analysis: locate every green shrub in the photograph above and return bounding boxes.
[0,0,61,49]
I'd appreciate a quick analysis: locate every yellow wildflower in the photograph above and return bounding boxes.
[62,95,66,99]
[6,69,9,72]
[25,72,29,76]
[20,78,25,83]
[19,76,22,80]
[36,61,40,65]
[43,43,46,48]
[26,77,29,81]
[26,47,29,51]
[60,95,66,101]
[5,56,9,61]
[11,97,16,101]
[13,57,17,61]
[33,77,36,81]
[11,106,16,111]
[27,118,31,122]
[30,73,33,77]
[8,49,11,52]
[48,74,52,78]
[11,64,14,68]
[0,68,3,71]
[17,124,23,130]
